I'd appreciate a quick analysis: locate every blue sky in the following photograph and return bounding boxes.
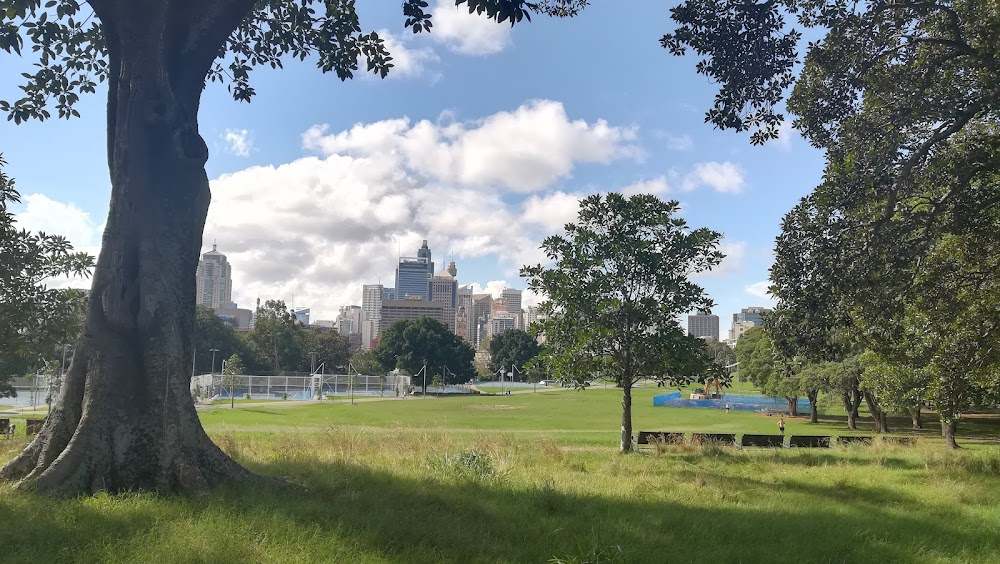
[1,1,825,328]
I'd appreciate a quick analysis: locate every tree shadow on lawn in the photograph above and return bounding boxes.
[2,456,998,563]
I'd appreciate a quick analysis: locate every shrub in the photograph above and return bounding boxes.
[428,449,506,484]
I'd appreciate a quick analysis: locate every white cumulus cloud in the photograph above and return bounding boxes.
[682,161,746,194]
[302,99,639,192]
[431,0,512,55]
[222,129,253,157]
[374,30,439,79]
[745,280,775,303]
[12,194,102,289]
[693,240,746,279]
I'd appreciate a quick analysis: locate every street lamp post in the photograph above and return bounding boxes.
[209,347,219,401]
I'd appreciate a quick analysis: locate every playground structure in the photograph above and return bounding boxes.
[654,391,811,414]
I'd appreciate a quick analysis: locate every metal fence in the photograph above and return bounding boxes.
[186,372,480,401]
[3,375,58,409]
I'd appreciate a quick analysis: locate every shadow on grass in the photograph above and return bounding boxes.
[2,452,999,564]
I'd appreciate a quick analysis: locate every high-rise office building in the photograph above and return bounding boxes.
[457,286,474,341]
[733,307,772,327]
[337,305,363,335]
[196,244,233,309]
[523,306,542,330]
[381,287,397,301]
[429,267,458,334]
[380,299,445,330]
[729,320,756,344]
[394,240,434,301]
[501,287,523,328]
[471,294,493,349]
[490,312,517,338]
[687,313,720,339]
[362,284,383,340]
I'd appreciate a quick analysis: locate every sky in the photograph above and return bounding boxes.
[1,1,826,329]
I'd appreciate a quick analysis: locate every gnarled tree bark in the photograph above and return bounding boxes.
[0,0,264,496]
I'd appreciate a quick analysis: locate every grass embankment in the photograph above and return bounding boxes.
[1,389,999,563]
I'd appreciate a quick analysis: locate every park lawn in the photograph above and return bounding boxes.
[2,391,1000,563]
[198,388,997,447]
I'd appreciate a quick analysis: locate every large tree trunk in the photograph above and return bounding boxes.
[942,419,959,449]
[0,1,264,496]
[807,390,819,424]
[912,407,923,430]
[786,397,799,417]
[863,389,890,434]
[843,391,857,430]
[620,382,633,453]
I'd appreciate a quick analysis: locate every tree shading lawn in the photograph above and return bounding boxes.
[2,391,1000,563]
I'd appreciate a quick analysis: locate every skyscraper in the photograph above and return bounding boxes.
[687,313,720,339]
[733,307,772,327]
[395,240,435,300]
[501,287,523,327]
[362,284,384,340]
[429,267,458,334]
[196,243,233,309]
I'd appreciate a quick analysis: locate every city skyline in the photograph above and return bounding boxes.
[3,2,808,323]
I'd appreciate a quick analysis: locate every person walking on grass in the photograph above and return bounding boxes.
[778,416,786,435]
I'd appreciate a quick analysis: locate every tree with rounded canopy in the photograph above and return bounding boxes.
[0,0,591,496]
[373,317,476,390]
[488,328,540,379]
[522,193,722,453]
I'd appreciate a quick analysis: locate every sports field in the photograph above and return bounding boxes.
[2,388,999,563]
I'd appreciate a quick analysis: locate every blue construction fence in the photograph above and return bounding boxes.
[653,392,811,413]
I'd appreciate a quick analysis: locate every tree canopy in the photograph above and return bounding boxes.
[488,329,540,378]
[522,192,721,452]
[373,317,476,387]
[0,155,93,395]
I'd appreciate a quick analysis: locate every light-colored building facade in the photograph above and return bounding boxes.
[380,299,445,330]
[687,313,720,339]
[728,320,756,344]
[501,288,523,327]
[429,270,458,334]
[293,307,310,326]
[490,312,517,338]
[337,305,363,335]
[196,244,233,309]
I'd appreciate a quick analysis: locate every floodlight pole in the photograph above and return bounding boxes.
[209,347,219,402]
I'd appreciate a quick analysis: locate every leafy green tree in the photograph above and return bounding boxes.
[246,300,303,375]
[522,193,722,452]
[0,0,583,495]
[734,327,801,416]
[488,329,541,379]
[349,350,384,378]
[860,235,1000,447]
[374,317,476,390]
[0,155,93,399]
[193,305,247,374]
[859,351,930,430]
[223,354,244,376]
[299,328,350,374]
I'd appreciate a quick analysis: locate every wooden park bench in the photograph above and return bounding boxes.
[882,436,916,446]
[691,433,736,446]
[836,435,873,446]
[740,434,785,447]
[636,431,684,448]
[787,435,831,448]
[25,418,45,436]
[0,419,13,439]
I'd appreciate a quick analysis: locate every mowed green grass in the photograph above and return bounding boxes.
[2,389,1000,563]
